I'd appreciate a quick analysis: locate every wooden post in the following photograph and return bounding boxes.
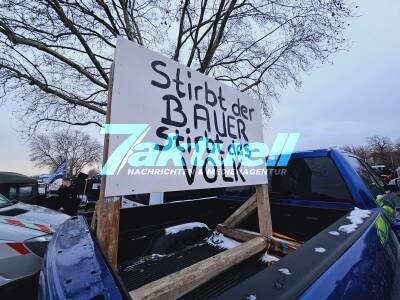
[90,202,98,231]
[256,184,272,237]
[94,62,121,268]
[130,237,267,300]
[96,195,121,267]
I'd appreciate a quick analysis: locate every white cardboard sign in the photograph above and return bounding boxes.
[104,38,267,197]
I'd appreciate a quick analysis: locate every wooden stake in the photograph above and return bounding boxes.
[95,62,121,268]
[96,196,121,267]
[217,226,301,254]
[256,184,272,237]
[90,202,98,231]
[130,237,267,300]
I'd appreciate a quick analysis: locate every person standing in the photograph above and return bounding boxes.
[57,178,80,216]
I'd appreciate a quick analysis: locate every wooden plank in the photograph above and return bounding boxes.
[90,202,98,231]
[96,196,121,267]
[97,62,114,214]
[217,225,261,242]
[130,237,267,300]
[222,193,257,228]
[256,184,272,237]
[95,62,121,268]
[217,225,300,254]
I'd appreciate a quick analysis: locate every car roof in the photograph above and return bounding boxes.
[290,148,330,158]
[0,172,37,184]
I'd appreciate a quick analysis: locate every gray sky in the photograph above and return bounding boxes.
[0,0,399,175]
[264,0,400,148]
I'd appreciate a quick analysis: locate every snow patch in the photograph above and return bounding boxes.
[260,254,280,263]
[314,247,326,253]
[328,231,340,236]
[278,268,292,275]
[338,207,371,234]
[150,253,165,259]
[164,222,209,235]
[246,295,257,300]
[207,232,241,249]
[338,223,358,233]
[346,207,371,225]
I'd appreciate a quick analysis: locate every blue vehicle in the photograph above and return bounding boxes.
[38,149,400,300]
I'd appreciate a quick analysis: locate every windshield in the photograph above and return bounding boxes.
[345,156,385,197]
[0,193,11,206]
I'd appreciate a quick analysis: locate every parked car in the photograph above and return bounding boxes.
[0,193,68,295]
[0,172,40,204]
[40,149,400,300]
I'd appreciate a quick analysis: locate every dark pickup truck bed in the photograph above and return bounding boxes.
[116,197,347,295]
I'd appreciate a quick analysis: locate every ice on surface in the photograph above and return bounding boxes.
[338,207,371,234]
[328,231,340,236]
[314,247,326,253]
[278,268,292,275]
[338,223,358,233]
[346,207,371,225]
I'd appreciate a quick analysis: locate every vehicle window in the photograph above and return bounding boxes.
[8,187,17,199]
[346,156,385,197]
[269,157,353,202]
[18,185,33,201]
[0,193,10,205]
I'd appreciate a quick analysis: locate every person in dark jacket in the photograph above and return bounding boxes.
[57,178,80,215]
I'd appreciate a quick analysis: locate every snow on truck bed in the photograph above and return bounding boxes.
[164,222,209,235]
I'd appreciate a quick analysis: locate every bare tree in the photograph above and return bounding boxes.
[342,144,370,162]
[393,141,400,166]
[367,135,393,166]
[0,0,356,132]
[87,168,100,178]
[29,129,102,175]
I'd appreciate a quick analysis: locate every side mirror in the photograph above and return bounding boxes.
[377,192,400,229]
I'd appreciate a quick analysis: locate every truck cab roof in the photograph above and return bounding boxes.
[0,172,37,184]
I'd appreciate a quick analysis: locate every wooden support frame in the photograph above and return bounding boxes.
[129,184,274,299]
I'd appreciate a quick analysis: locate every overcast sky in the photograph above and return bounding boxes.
[264,0,400,148]
[0,0,399,176]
